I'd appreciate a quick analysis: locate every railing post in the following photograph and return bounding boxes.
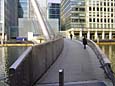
[59,69,64,86]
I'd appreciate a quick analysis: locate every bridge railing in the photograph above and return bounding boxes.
[9,38,64,86]
[88,39,115,86]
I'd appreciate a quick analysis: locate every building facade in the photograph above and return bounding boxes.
[19,0,30,18]
[61,0,115,40]
[18,0,46,38]
[48,3,60,19]
[48,2,60,31]
[18,1,24,18]
[0,0,18,40]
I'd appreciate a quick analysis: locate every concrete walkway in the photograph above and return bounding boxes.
[35,39,106,86]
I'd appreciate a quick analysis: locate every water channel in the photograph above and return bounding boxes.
[99,45,115,73]
[0,47,28,86]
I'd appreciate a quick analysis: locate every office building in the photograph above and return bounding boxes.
[47,2,60,31]
[18,0,46,38]
[61,0,115,40]
[18,1,24,18]
[0,0,18,40]
[48,3,60,19]
[18,0,29,18]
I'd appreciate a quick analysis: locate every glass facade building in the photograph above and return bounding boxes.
[18,0,47,38]
[48,2,60,31]
[0,0,18,39]
[61,0,115,30]
[48,3,60,19]
[18,1,24,18]
[19,0,29,18]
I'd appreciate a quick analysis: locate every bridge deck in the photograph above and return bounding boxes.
[35,39,107,86]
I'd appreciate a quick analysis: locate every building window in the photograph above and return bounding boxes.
[104,19,106,22]
[101,24,103,28]
[111,8,113,12]
[111,14,113,17]
[108,24,110,28]
[107,2,109,6]
[104,8,106,11]
[90,23,92,28]
[100,2,102,6]
[72,19,79,22]
[97,24,99,28]
[111,19,113,23]
[75,8,78,11]
[97,7,99,11]
[101,19,103,22]
[89,18,92,22]
[97,19,99,22]
[80,19,85,22]
[100,7,102,11]
[104,2,106,6]
[93,7,95,11]
[93,24,96,28]
[111,3,113,6]
[89,7,91,11]
[79,8,85,11]
[97,14,99,17]
[93,18,95,22]
[104,24,106,28]
[111,24,113,28]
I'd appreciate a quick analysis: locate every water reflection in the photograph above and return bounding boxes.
[0,47,27,86]
[0,47,7,86]
[99,45,115,73]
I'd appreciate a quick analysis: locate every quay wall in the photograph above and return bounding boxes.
[9,38,64,86]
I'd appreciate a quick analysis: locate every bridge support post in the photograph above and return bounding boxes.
[59,69,64,86]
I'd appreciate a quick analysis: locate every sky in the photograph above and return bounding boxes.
[48,0,61,3]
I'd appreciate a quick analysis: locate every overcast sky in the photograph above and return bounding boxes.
[48,0,61,3]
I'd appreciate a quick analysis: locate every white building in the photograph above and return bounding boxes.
[61,0,115,40]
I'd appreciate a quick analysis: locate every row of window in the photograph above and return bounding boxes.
[89,24,114,28]
[66,24,114,29]
[72,19,85,22]
[89,18,113,23]
[89,7,113,12]
[98,2,114,6]
[89,1,114,6]
[49,15,60,19]
[49,9,60,14]
[48,3,60,8]
[71,18,114,23]
[89,13,114,17]
[72,7,85,11]
[89,0,113,2]
[72,7,114,12]
[71,13,85,17]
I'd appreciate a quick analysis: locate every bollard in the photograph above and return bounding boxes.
[59,69,64,86]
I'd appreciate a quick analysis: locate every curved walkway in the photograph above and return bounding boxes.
[35,39,106,86]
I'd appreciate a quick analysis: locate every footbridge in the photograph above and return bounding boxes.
[8,0,115,85]
[9,38,115,86]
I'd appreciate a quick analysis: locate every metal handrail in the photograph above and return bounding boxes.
[88,39,115,86]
